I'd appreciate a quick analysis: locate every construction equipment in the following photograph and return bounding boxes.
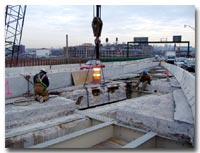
[5,5,27,67]
[20,74,34,97]
[92,5,103,60]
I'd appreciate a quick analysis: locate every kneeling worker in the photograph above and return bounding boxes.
[136,69,151,93]
[33,68,49,103]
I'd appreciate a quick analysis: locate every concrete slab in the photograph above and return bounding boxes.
[6,114,84,138]
[58,81,126,109]
[83,94,194,144]
[117,94,174,121]
[173,89,194,124]
[115,94,194,143]
[5,97,75,129]
[111,73,139,81]
[6,115,91,148]
[161,62,195,123]
[60,88,88,109]
[146,79,172,94]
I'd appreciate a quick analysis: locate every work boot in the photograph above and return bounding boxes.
[38,96,44,103]
[34,95,40,101]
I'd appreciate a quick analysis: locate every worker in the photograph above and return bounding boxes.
[33,68,49,103]
[135,69,151,93]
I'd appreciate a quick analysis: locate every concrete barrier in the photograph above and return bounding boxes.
[5,64,81,77]
[5,58,157,99]
[161,63,195,121]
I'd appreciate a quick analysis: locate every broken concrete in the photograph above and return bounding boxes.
[59,81,126,109]
[115,94,194,143]
[5,97,75,129]
[5,62,195,148]
[6,115,92,148]
[146,79,174,94]
[82,93,194,144]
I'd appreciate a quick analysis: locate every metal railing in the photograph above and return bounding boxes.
[5,55,151,67]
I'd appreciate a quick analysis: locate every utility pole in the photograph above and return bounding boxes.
[92,5,103,60]
[65,34,69,64]
[184,25,194,57]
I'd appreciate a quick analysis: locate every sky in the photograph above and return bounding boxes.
[20,5,195,48]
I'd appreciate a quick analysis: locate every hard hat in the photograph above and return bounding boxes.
[142,69,147,75]
[40,68,47,73]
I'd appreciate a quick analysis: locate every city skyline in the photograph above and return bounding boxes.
[21,5,195,48]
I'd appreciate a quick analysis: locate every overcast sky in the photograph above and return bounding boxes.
[21,5,195,48]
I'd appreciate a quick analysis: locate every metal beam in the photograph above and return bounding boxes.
[30,121,114,148]
[122,132,157,148]
[127,41,190,44]
[127,41,191,58]
[75,110,115,122]
[5,5,27,67]
[6,117,85,139]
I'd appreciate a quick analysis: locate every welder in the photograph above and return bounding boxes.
[135,69,152,92]
[33,68,49,103]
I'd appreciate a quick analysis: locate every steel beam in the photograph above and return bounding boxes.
[30,121,114,148]
[75,110,115,122]
[122,132,157,148]
[6,117,85,139]
[127,41,191,58]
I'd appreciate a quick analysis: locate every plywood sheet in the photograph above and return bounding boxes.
[71,70,93,85]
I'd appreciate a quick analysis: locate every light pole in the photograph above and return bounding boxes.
[184,24,195,57]
[184,24,195,31]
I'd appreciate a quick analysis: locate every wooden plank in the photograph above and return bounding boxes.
[71,70,93,85]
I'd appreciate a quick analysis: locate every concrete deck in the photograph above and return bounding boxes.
[6,97,75,129]
[6,114,90,148]
[5,60,195,148]
[83,93,194,144]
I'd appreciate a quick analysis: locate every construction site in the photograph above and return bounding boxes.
[5,59,195,149]
[5,5,195,149]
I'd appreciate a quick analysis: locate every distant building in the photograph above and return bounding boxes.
[132,37,152,55]
[176,46,195,57]
[13,44,25,54]
[5,44,26,59]
[67,43,95,58]
[66,40,153,59]
[51,48,64,57]
[35,49,50,58]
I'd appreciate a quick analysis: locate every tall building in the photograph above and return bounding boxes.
[7,44,25,55]
[132,37,152,55]
[67,43,95,58]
